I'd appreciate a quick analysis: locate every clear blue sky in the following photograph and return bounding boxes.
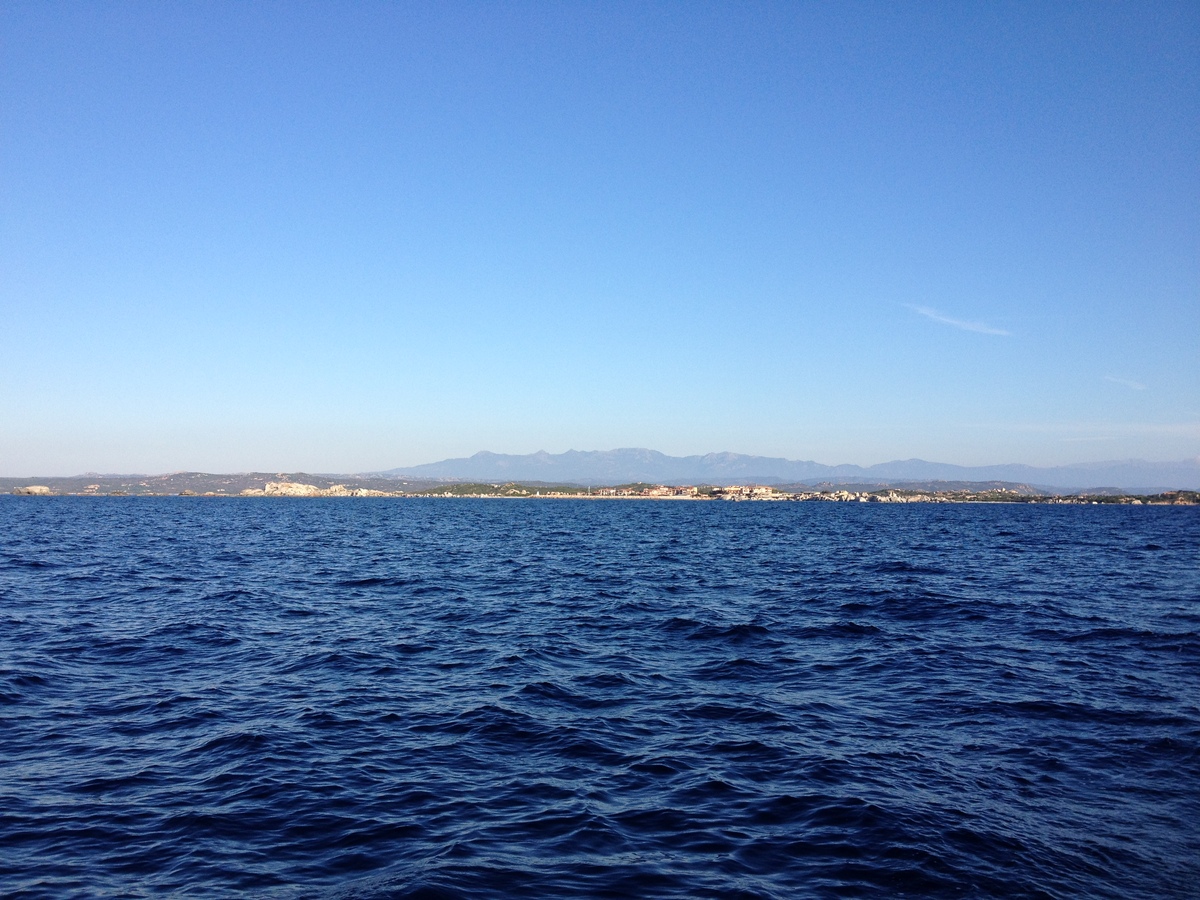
[2,1,1197,475]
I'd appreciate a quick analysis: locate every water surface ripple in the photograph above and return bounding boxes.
[1,498,1197,898]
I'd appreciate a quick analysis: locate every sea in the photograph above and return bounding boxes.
[1,497,1197,899]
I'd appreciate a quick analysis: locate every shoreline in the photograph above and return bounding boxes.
[6,490,1196,506]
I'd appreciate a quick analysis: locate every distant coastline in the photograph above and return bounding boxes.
[5,477,1197,506]
[6,450,1200,494]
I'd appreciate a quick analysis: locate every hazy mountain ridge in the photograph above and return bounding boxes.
[382,449,1200,491]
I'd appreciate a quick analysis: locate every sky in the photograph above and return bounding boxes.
[2,1,1197,475]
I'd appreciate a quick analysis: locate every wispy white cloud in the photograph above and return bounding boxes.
[907,304,1010,336]
[1104,375,1147,391]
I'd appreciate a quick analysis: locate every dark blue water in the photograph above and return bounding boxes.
[1,498,1197,898]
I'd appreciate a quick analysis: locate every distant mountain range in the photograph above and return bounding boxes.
[381,449,1200,492]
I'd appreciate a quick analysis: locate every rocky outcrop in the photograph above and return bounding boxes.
[240,482,391,497]
[12,485,52,496]
[267,481,325,496]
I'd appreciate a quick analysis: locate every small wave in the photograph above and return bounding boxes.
[688,622,773,643]
[867,560,948,575]
[337,576,419,588]
[796,621,881,638]
[517,681,620,711]
[683,701,782,724]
